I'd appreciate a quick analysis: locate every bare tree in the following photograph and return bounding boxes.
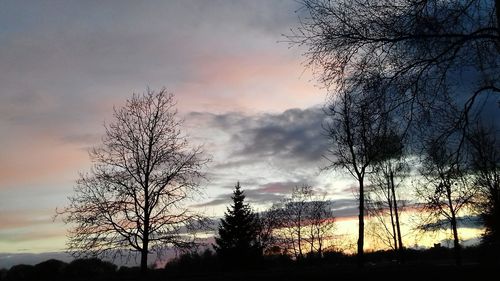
[416,139,476,266]
[324,88,387,265]
[466,124,500,248]
[59,89,209,274]
[291,0,499,132]
[367,130,407,258]
[269,185,335,259]
[280,185,312,259]
[305,196,335,257]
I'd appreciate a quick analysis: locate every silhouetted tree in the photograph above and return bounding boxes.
[5,265,34,281]
[34,259,67,280]
[466,125,500,249]
[306,197,335,257]
[324,88,387,265]
[214,182,261,262]
[291,0,499,133]
[367,130,407,257]
[59,88,209,274]
[416,139,476,266]
[271,185,335,259]
[64,258,117,279]
[257,207,282,256]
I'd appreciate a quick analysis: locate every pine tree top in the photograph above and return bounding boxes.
[215,182,261,258]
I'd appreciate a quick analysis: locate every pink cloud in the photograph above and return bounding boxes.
[175,52,323,113]
[0,135,89,187]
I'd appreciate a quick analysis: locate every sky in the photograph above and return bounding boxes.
[0,0,343,259]
[0,0,488,268]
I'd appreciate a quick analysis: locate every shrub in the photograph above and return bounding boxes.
[64,258,116,279]
[5,264,35,281]
[34,259,67,279]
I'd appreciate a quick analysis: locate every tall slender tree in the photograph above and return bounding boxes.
[417,139,476,266]
[215,182,261,261]
[467,125,500,249]
[367,130,407,257]
[324,87,387,265]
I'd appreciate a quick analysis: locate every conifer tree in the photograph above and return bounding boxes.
[215,182,261,260]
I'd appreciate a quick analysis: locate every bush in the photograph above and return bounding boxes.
[165,249,219,273]
[5,264,35,281]
[64,258,117,279]
[0,268,7,281]
[34,259,67,280]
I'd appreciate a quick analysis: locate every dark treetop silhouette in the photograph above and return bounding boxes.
[60,88,209,273]
[214,182,261,261]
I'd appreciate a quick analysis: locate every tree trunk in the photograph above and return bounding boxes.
[450,214,461,266]
[318,233,323,257]
[446,184,462,266]
[297,211,303,259]
[141,220,150,274]
[141,181,150,274]
[387,177,398,251]
[357,176,365,267]
[390,171,404,257]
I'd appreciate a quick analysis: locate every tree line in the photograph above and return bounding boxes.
[57,86,498,274]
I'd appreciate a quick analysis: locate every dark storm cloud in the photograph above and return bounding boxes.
[185,107,344,209]
[190,106,329,166]
[235,108,329,162]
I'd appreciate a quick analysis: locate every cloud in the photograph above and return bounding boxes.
[183,106,360,212]
[189,106,329,166]
[419,215,483,231]
[0,0,330,254]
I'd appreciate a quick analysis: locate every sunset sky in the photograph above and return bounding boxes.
[0,0,485,268]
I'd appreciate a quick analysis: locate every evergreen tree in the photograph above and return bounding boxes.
[215,182,261,261]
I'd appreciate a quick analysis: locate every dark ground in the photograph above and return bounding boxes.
[1,247,498,281]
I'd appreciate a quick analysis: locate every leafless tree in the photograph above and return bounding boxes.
[291,0,499,133]
[416,138,476,266]
[323,87,388,265]
[59,88,209,274]
[257,207,284,256]
[268,185,335,259]
[466,124,500,247]
[367,130,407,258]
[280,185,312,259]
[290,0,499,264]
[305,196,335,257]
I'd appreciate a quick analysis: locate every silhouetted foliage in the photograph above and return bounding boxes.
[367,130,407,259]
[65,258,117,279]
[0,269,6,281]
[290,2,499,265]
[59,88,210,274]
[269,185,336,259]
[291,0,499,134]
[3,246,500,281]
[214,182,261,262]
[466,124,500,251]
[323,89,388,265]
[165,249,219,273]
[33,259,67,280]
[4,264,34,281]
[416,138,476,266]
